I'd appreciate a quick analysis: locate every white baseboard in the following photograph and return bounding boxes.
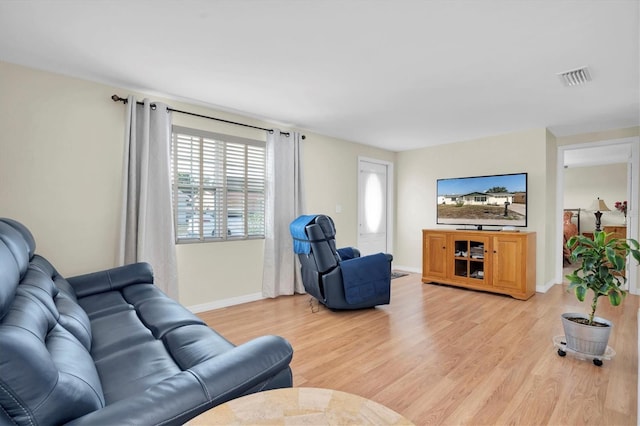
[536,279,558,294]
[188,267,548,312]
[188,264,422,313]
[187,292,264,314]
[393,265,421,274]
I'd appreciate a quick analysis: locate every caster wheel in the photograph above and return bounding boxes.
[593,358,603,367]
[557,349,566,357]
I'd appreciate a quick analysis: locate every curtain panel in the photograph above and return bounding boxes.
[262,130,306,297]
[117,97,179,299]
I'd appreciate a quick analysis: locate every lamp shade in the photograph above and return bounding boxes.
[590,197,611,212]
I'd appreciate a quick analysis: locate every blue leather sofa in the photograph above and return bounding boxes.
[0,218,293,425]
[290,214,392,310]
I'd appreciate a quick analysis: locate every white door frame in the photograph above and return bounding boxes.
[555,136,640,294]
[357,156,394,254]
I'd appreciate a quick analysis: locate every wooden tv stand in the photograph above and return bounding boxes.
[422,229,536,300]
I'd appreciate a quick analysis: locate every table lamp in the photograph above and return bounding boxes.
[591,197,610,232]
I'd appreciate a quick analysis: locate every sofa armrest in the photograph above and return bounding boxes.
[65,335,293,426]
[191,334,293,402]
[67,262,154,298]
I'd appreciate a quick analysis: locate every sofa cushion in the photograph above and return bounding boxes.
[95,339,182,404]
[79,284,214,404]
[30,254,81,302]
[0,242,20,320]
[18,266,93,351]
[89,307,155,360]
[125,285,206,338]
[0,226,104,424]
[164,324,235,369]
[0,290,105,424]
[0,221,30,279]
[78,290,135,319]
[0,218,36,259]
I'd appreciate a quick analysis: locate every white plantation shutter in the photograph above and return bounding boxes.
[202,137,224,237]
[226,142,247,236]
[247,145,266,236]
[171,126,265,242]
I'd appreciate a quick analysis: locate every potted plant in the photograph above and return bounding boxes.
[564,231,640,359]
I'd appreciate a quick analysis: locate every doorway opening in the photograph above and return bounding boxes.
[556,137,640,294]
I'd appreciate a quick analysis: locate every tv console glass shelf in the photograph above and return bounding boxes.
[422,229,536,300]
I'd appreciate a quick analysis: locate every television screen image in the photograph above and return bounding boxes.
[437,173,528,228]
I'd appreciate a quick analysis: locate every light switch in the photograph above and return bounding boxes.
[335,204,342,213]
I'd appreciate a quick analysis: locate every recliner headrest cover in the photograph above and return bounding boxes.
[314,215,336,239]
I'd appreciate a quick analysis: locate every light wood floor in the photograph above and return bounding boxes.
[197,274,639,425]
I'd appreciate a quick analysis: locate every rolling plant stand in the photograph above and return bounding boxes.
[553,335,615,366]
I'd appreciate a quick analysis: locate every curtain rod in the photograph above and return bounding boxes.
[111,95,305,139]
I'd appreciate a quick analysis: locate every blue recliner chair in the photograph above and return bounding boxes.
[290,214,392,310]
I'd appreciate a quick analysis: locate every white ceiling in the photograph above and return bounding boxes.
[0,0,638,152]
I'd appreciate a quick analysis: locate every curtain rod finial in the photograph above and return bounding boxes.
[111,94,127,103]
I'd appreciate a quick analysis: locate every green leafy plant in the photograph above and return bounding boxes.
[566,232,640,325]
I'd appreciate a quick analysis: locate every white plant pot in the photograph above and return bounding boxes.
[561,313,612,356]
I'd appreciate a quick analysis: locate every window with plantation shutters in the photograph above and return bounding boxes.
[171,126,265,242]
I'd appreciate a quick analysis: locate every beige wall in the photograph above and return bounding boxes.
[394,128,553,287]
[303,134,396,249]
[0,61,124,274]
[394,127,640,289]
[0,60,395,308]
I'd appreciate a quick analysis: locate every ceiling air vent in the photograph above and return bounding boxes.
[557,66,592,87]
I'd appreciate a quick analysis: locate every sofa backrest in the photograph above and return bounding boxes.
[0,218,36,260]
[0,219,105,425]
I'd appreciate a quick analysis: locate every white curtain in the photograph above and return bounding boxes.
[117,96,179,299]
[262,130,306,297]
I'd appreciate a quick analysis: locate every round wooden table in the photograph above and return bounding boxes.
[188,387,415,425]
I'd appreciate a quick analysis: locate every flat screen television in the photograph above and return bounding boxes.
[437,172,528,229]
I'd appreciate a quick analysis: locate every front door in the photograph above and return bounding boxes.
[357,158,391,255]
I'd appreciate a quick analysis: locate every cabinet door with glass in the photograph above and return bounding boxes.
[451,235,489,285]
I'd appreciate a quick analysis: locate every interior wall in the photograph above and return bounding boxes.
[545,129,558,288]
[394,128,552,288]
[303,135,396,249]
[564,163,628,232]
[0,61,124,275]
[0,60,395,308]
